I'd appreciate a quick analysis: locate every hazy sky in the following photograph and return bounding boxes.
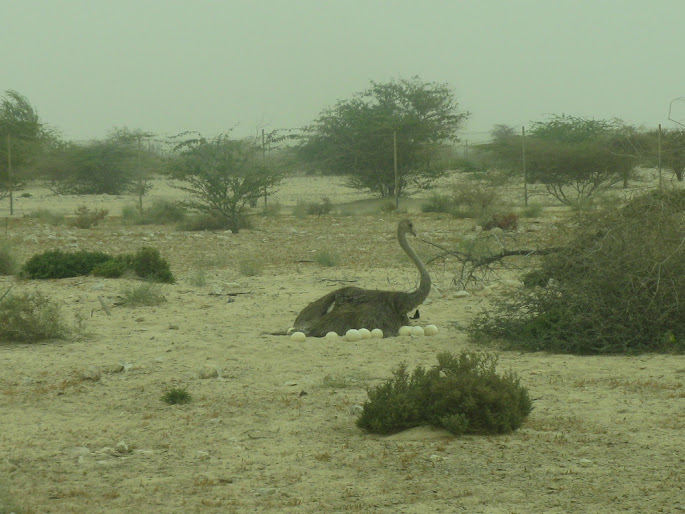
[3,0,685,142]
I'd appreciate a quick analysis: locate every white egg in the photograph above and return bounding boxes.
[410,326,425,337]
[370,328,384,339]
[345,329,362,342]
[398,326,412,336]
[325,331,339,339]
[359,328,372,339]
[424,324,439,336]
[290,331,306,342]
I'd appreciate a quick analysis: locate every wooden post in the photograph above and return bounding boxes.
[7,134,13,215]
[521,126,528,206]
[658,123,662,189]
[393,130,399,209]
[262,128,267,208]
[137,134,143,215]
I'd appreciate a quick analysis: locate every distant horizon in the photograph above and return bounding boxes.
[3,1,685,143]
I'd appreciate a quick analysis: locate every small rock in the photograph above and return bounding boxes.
[283,380,298,387]
[453,290,470,298]
[199,365,220,379]
[349,404,364,417]
[104,363,124,374]
[80,367,102,381]
[115,441,130,454]
[71,447,91,458]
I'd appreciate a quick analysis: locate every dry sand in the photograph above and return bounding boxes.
[1,179,683,513]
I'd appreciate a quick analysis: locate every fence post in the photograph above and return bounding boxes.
[657,123,662,189]
[521,126,528,207]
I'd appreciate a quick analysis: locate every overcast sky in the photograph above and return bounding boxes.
[3,0,685,142]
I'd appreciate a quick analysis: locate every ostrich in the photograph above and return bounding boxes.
[293,219,431,337]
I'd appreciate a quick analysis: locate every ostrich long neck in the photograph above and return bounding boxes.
[398,225,431,310]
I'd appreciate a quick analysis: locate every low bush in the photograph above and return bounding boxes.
[178,213,235,231]
[129,247,175,283]
[21,250,113,279]
[315,249,340,267]
[25,208,65,225]
[306,197,333,216]
[22,247,174,283]
[421,193,454,213]
[161,387,192,405]
[119,283,166,307]
[0,291,69,342]
[483,213,518,231]
[469,189,685,354]
[357,351,532,436]
[71,206,108,229]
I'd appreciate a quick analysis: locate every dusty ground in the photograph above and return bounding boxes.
[1,178,684,513]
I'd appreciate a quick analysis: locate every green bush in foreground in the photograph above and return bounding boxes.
[357,351,532,436]
[0,291,69,342]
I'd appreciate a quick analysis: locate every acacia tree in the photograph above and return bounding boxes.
[170,133,281,232]
[299,77,469,197]
[482,115,638,206]
[0,90,50,209]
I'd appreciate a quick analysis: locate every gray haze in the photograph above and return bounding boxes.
[3,0,685,142]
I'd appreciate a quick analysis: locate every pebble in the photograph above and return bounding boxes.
[80,367,102,381]
[349,404,364,417]
[115,441,130,454]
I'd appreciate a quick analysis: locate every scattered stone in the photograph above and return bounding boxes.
[578,458,593,467]
[70,447,91,459]
[91,282,106,291]
[104,363,125,374]
[115,441,130,455]
[349,404,364,417]
[199,365,220,379]
[80,367,102,381]
[453,290,470,298]
[283,380,298,387]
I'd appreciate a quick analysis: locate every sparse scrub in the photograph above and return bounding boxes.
[483,213,518,231]
[469,189,685,354]
[421,193,454,213]
[0,291,69,342]
[238,257,263,277]
[123,200,187,225]
[25,208,65,225]
[451,181,502,219]
[306,197,333,216]
[188,270,207,287]
[521,202,544,218]
[178,213,239,232]
[0,240,17,275]
[357,351,532,436]
[161,387,192,405]
[119,283,166,307]
[315,249,340,267]
[261,200,282,217]
[71,206,108,229]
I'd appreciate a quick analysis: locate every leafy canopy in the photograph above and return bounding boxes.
[300,77,468,197]
[170,133,281,232]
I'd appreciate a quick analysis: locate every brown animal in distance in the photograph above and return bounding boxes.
[292,219,431,337]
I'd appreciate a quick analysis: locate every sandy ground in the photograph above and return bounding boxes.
[1,178,684,513]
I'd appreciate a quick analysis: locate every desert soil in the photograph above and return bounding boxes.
[1,177,683,513]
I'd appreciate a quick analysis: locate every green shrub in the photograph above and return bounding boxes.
[71,206,108,229]
[0,291,69,342]
[130,247,175,283]
[421,193,453,213]
[469,189,685,354]
[21,250,114,279]
[162,387,192,405]
[119,283,166,306]
[91,258,130,278]
[0,240,17,275]
[147,200,187,224]
[315,249,339,267]
[357,351,532,436]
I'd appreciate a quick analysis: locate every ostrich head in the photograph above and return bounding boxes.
[399,219,417,238]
